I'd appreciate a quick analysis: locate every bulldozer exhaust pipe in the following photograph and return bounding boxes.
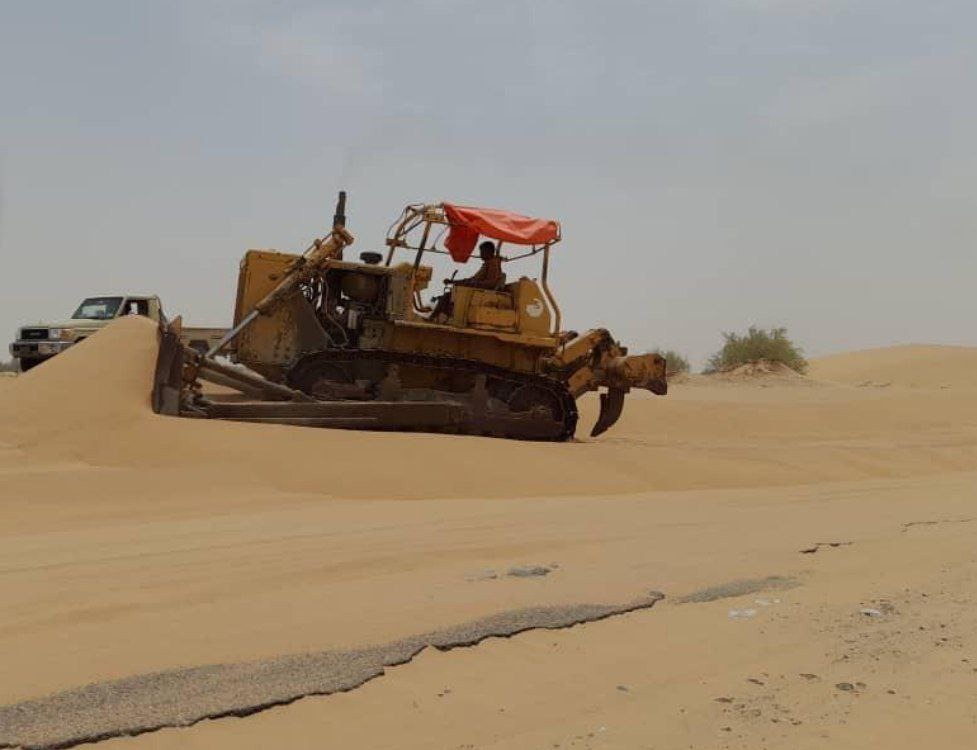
[333,190,347,229]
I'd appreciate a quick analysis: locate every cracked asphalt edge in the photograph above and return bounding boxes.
[0,591,665,750]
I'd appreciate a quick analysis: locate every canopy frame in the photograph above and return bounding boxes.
[383,202,562,335]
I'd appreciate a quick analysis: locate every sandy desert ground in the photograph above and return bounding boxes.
[2,318,976,749]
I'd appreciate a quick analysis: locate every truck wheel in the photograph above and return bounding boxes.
[19,358,43,372]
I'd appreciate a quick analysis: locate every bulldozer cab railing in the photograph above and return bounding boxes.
[383,202,562,335]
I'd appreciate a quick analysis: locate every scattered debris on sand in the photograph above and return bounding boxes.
[507,564,554,578]
[800,541,853,554]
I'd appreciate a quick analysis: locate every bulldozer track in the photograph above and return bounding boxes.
[286,348,579,441]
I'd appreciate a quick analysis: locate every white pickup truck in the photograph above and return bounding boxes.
[10,294,227,371]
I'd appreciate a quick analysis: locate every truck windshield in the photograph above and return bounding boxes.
[72,297,123,320]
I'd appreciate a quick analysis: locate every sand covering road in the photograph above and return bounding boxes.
[2,318,977,748]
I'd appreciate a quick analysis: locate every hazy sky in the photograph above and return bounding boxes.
[2,0,974,367]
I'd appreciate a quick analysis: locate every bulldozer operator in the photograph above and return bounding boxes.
[431,240,504,320]
[455,241,504,290]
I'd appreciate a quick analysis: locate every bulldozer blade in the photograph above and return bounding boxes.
[152,326,185,416]
[591,387,627,438]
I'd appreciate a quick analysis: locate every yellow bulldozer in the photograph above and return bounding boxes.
[153,193,666,440]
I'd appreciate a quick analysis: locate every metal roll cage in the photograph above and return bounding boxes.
[382,203,563,335]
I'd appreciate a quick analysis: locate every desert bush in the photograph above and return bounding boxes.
[705,326,807,374]
[653,349,691,376]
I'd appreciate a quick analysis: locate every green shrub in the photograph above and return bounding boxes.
[653,349,691,376]
[705,326,807,374]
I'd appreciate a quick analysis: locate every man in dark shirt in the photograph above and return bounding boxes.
[455,241,504,290]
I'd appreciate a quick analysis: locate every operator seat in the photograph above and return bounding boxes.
[455,272,507,292]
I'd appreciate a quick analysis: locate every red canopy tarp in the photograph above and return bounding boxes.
[442,203,560,262]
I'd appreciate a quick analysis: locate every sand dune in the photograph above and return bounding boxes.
[3,319,975,503]
[809,344,977,388]
[2,320,977,748]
